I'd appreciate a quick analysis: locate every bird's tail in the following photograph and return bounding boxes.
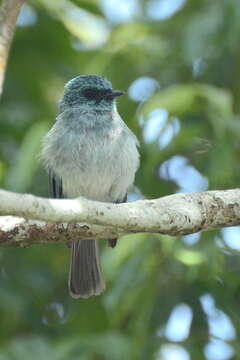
[69,240,105,298]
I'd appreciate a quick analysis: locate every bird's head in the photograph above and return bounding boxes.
[60,75,124,111]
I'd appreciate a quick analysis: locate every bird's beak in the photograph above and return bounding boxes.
[106,90,124,100]
[112,90,125,97]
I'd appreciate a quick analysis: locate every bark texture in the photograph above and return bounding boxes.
[0,189,239,247]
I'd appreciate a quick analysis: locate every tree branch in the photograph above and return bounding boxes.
[0,0,25,97]
[0,188,240,247]
[0,217,124,248]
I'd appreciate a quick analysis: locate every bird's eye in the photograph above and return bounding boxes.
[82,88,96,99]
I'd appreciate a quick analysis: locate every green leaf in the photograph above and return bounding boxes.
[142,84,233,118]
[37,0,110,49]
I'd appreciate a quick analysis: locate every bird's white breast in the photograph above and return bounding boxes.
[41,108,139,202]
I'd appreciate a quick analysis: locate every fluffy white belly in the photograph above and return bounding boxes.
[42,108,140,202]
[62,168,120,201]
[58,132,139,202]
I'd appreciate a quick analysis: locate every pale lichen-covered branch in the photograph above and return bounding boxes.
[0,188,239,247]
[0,216,124,248]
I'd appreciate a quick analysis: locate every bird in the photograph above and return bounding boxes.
[41,75,140,299]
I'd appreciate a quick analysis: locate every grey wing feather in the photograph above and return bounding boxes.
[49,169,63,199]
[108,193,127,248]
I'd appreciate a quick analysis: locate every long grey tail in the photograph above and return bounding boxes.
[68,240,105,299]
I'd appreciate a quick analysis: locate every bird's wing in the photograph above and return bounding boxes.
[108,193,127,248]
[49,169,71,246]
[49,169,63,199]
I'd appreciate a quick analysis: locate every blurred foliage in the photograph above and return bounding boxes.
[1,0,240,359]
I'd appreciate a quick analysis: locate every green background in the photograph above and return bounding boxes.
[0,0,240,359]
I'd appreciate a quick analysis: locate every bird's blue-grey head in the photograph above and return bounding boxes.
[59,75,124,112]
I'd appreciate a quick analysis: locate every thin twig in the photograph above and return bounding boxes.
[0,0,25,97]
